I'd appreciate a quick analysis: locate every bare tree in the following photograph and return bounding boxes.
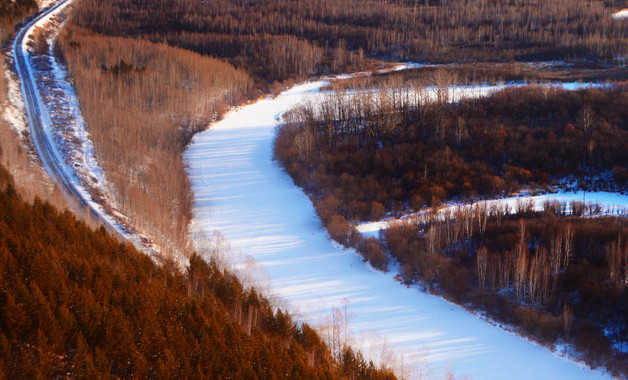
[607,236,626,289]
[550,232,563,296]
[477,246,488,293]
[514,249,528,302]
[455,116,466,147]
[562,224,574,269]
[563,304,574,339]
[577,104,596,133]
[426,225,439,254]
[514,219,528,301]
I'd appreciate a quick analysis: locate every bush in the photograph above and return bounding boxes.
[370,201,386,220]
[358,238,389,271]
[326,214,352,245]
[514,306,561,344]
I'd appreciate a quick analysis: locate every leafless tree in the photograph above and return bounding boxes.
[562,304,574,339]
[477,246,488,293]
[578,104,596,133]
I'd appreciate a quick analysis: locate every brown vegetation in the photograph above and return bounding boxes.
[382,207,628,375]
[275,83,628,222]
[56,26,253,251]
[70,0,628,83]
[0,166,395,379]
[274,74,628,374]
[0,0,37,43]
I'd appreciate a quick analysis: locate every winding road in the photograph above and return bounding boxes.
[13,0,124,240]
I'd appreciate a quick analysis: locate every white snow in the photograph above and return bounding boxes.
[37,0,58,9]
[185,80,613,379]
[2,69,29,136]
[358,191,628,237]
[612,9,628,19]
[356,220,390,238]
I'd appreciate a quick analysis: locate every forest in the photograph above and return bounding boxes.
[57,0,628,257]
[70,0,628,82]
[3,0,627,377]
[273,75,628,375]
[55,23,253,252]
[275,83,628,221]
[382,206,628,376]
[0,164,394,379]
[0,0,37,43]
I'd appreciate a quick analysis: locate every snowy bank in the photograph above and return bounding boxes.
[357,191,628,238]
[14,0,162,257]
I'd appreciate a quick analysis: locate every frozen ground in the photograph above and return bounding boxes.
[185,80,613,379]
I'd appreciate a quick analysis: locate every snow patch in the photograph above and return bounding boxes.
[37,0,58,9]
[3,60,29,136]
[612,9,628,19]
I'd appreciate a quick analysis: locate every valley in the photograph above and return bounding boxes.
[3,0,627,378]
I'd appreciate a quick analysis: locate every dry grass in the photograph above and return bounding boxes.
[56,26,252,253]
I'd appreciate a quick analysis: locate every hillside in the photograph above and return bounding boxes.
[5,0,627,377]
[0,164,394,378]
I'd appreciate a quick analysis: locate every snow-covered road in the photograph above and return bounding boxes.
[14,0,161,255]
[185,81,613,379]
[13,0,125,238]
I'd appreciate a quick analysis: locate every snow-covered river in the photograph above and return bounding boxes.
[184,80,614,379]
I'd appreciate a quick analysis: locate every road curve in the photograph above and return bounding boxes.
[13,0,125,240]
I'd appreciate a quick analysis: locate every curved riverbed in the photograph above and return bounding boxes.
[185,80,612,379]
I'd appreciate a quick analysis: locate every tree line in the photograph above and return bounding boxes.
[0,0,37,43]
[69,0,628,83]
[0,164,394,379]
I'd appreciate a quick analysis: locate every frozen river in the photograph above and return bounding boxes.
[185,80,612,379]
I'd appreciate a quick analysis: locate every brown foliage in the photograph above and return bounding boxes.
[56,26,253,250]
[275,85,628,221]
[383,209,628,375]
[0,169,394,379]
[0,0,38,43]
[71,0,628,80]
